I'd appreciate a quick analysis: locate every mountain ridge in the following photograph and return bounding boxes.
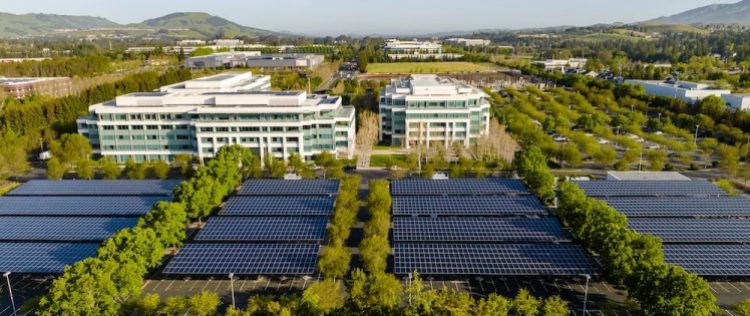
[646,0,750,25]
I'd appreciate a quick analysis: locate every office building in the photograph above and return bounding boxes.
[532,58,588,72]
[721,94,750,111]
[444,38,491,47]
[77,72,356,163]
[184,53,325,70]
[625,80,731,104]
[0,77,72,99]
[379,74,490,148]
[383,39,462,60]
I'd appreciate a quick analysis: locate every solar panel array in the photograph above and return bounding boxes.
[573,180,727,197]
[394,243,594,276]
[393,218,569,242]
[0,196,168,216]
[391,179,528,196]
[221,196,335,216]
[601,197,750,218]
[238,179,340,196]
[0,217,139,241]
[393,195,546,216]
[391,178,594,276]
[166,179,339,276]
[195,217,327,241]
[7,180,181,196]
[0,243,100,273]
[0,180,176,273]
[581,178,750,276]
[163,243,318,275]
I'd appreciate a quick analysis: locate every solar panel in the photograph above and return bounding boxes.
[393,195,546,216]
[238,180,339,196]
[393,218,569,242]
[0,242,99,273]
[0,196,167,216]
[195,217,328,241]
[163,243,319,275]
[391,179,528,196]
[573,180,727,197]
[0,217,138,241]
[7,180,181,196]
[602,197,750,218]
[628,218,750,243]
[221,196,335,216]
[394,243,595,276]
[663,245,750,276]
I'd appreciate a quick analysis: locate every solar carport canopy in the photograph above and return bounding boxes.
[0,243,100,273]
[601,197,750,218]
[391,179,528,196]
[573,180,727,197]
[7,180,181,196]
[0,196,168,216]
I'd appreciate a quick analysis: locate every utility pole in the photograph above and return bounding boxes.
[228,273,236,309]
[582,274,591,316]
[4,272,16,316]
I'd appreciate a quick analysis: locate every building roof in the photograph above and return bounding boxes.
[387,74,487,97]
[0,77,69,85]
[606,171,691,181]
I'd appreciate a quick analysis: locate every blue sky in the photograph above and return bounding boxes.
[0,0,739,36]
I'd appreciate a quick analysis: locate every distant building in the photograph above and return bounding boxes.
[211,39,244,47]
[0,57,51,63]
[76,72,355,163]
[625,80,731,104]
[532,58,588,72]
[606,171,691,181]
[383,39,462,61]
[176,39,206,46]
[378,74,490,148]
[721,94,750,111]
[444,38,491,47]
[0,77,72,99]
[184,53,325,70]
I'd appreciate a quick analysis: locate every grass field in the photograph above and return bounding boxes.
[370,154,407,167]
[366,62,500,74]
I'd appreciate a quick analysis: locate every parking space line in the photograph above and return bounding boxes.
[714,283,730,293]
[214,280,222,292]
[264,279,270,291]
[201,280,211,292]
[152,280,164,291]
[165,280,175,291]
[601,282,614,293]
[726,282,742,292]
[239,280,247,291]
[141,280,151,290]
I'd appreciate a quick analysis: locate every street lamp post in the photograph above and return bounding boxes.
[4,272,16,316]
[582,274,591,316]
[228,273,236,309]
[694,125,700,146]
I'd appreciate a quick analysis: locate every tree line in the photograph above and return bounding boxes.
[34,145,254,315]
[513,145,716,315]
[0,55,112,78]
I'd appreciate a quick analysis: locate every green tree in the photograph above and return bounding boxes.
[699,138,719,168]
[76,159,96,180]
[317,245,351,280]
[0,130,30,180]
[150,159,171,179]
[302,279,346,314]
[594,145,617,167]
[736,299,750,316]
[513,288,541,316]
[159,296,188,315]
[646,149,668,171]
[138,202,188,249]
[51,134,92,169]
[171,154,193,177]
[46,157,65,180]
[559,143,583,168]
[98,157,121,179]
[188,291,221,316]
[476,293,510,316]
[717,144,741,177]
[422,163,435,179]
[542,296,569,316]
[37,258,120,315]
[514,146,555,202]
[126,160,149,180]
[359,235,389,273]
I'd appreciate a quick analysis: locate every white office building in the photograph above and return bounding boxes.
[625,80,731,104]
[77,72,356,163]
[532,58,588,72]
[721,94,750,111]
[444,38,491,47]
[184,53,324,70]
[379,74,490,148]
[383,39,462,60]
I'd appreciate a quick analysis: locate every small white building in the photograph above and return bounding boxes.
[721,94,750,111]
[383,39,462,60]
[625,80,731,104]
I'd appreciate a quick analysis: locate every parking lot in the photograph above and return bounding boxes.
[0,274,54,316]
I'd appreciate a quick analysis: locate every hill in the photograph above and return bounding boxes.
[134,12,276,38]
[647,0,750,25]
[0,11,281,39]
[0,12,119,38]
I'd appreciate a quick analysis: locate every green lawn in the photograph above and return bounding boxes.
[366,62,499,74]
[370,155,407,168]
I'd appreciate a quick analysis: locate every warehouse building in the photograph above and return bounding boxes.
[184,53,325,69]
[378,74,490,148]
[77,72,355,163]
[625,80,731,104]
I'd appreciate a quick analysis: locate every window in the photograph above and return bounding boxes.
[239,127,260,132]
[132,125,144,130]
[147,125,159,130]
[117,125,129,130]
[200,127,213,132]
[161,125,173,130]
[102,126,115,130]
[215,127,229,132]
[271,127,283,132]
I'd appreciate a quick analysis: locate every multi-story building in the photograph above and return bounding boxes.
[383,39,462,60]
[184,53,325,70]
[532,58,588,72]
[378,74,491,148]
[0,77,72,99]
[77,72,356,163]
[444,38,491,47]
[722,94,750,111]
